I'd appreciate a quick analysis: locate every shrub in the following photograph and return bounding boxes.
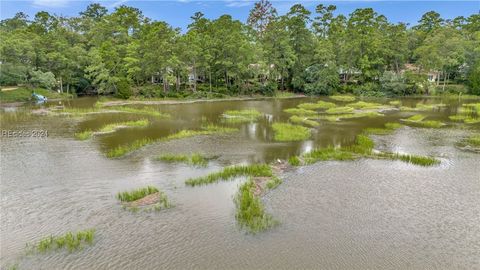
[380,71,407,96]
[29,70,56,89]
[303,63,339,95]
[116,78,133,99]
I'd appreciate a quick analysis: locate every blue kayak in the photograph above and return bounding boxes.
[32,93,48,102]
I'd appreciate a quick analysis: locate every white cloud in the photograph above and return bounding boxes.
[109,0,129,8]
[224,0,253,8]
[32,0,70,8]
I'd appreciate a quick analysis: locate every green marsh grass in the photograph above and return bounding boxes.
[266,176,282,190]
[185,164,273,186]
[74,130,93,140]
[298,101,335,110]
[380,153,440,166]
[106,124,237,158]
[325,106,354,114]
[346,101,384,109]
[364,122,403,135]
[288,156,301,166]
[401,115,444,128]
[116,186,159,202]
[330,95,356,102]
[289,115,319,127]
[235,179,278,233]
[110,106,170,117]
[271,123,311,141]
[302,147,354,164]
[466,134,480,146]
[284,108,317,116]
[389,100,401,106]
[98,119,149,133]
[155,153,208,167]
[33,229,95,253]
[222,109,262,123]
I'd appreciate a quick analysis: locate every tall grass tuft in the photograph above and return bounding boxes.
[325,106,354,114]
[284,108,317,116]
[235,179,279,233]
[303,147,354,164]
[185,164,273,186]
[466,134,480,146]
[330,95,356,102]
[33,229,95,253]
[106,138,153,158]
[222,109,262,123]
[380,153,440,166]
[155,153,208,167]
[74,130,93,140]
[289,115,319,127]
[116,186,159,202]
[98,119,149,133]
[272,122,311,141]
[288,156,301,166]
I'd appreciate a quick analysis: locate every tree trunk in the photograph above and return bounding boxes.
[176,72,180,92]
[151,75,154,84]
[442,71,448,92]
[60,77,63,93]
[209,70,212,93]
[192,60,197,92]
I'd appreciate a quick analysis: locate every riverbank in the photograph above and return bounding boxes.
[0,87,72,104]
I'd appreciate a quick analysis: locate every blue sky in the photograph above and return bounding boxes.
[1,1,479,30]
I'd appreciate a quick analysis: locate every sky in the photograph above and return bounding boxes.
[1,0,479,30]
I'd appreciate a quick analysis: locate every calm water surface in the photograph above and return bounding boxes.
[1,96,479,269]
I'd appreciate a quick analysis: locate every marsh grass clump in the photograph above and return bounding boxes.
[346,101,384,109]
[364,122,403,135]
[59,107,101,117]
[98,119,149,133]
[389,100,401,106]
[106,138,152,158]
[348,134,374,155]
[33,229,95,253]
[222,109,262,123]
[106,124,237,158]
[74,130,93,140]
[379,153,440,166]
[284,108,317,116]
[288,156,301,166]
[325,106,354,114]
[266,176,282,190]
[330,95,356,102]
[289,115,319,127]
[185,164,273,186]
[271,123,311,141]
[401,114,445,128]
[116,186,159,202]
[466,134,480,147]
[298,101,335,110]
[316,111,384,122]
[235,179,278,233]
[155,153,208,167]
[302,147,354,164]
[110,106,170,118]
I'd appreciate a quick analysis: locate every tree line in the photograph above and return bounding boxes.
[1,1,479,98]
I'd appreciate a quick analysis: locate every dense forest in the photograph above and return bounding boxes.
[1,0,479,98]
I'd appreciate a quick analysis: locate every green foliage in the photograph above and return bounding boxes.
[98,120,149,133]
[289,115,319,127]
[0,88,71,103]
[303,63,339,95]
[33,229,95,253]
[381,153,440,166]
[330,95,356,102]
[325,106,354,114]
[401,114,445,128]
[185,164,273,186]
[284,108,317,116]
[74,130,93,140]
[117,186,159,202]
[106,138,153,158]
[115,78,133,99]
[222,109,262,123]
[288,156,301,166]
[29,70,56,89]
[466,134,480,146]
[302,147,354,164]
[155,153,208,167]
[109,106,170,117]
[271,122,311,141]
[235,179,278,233]
[380,71,407,96]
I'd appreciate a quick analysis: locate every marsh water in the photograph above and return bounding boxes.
[1,96,479,269]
